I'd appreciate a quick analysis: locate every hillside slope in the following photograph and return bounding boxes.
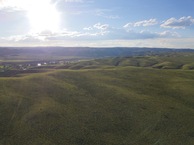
[0,67,194,145]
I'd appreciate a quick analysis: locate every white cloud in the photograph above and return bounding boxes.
[161,16,194,29]
[93,23,109,30]
[0,35,43,47]
[159,31,180,38]
[123,23,133,29]
[83,27,93,31]
[124,19,158,28]
[134,19,158,27]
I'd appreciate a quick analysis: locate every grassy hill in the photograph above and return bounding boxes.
[0,65,194,145]
[68,52,194,70]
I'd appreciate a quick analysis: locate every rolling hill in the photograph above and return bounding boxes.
[0,63,194,144]
[63,52,194,70]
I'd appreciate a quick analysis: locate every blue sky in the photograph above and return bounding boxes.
[0,0,194,48]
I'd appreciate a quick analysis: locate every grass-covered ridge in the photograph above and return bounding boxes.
[0,66,194,145]
[68,52,194,70]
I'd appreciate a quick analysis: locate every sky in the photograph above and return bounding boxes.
[0,0,194,48]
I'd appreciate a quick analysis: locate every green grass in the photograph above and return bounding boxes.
[0,65,194,145]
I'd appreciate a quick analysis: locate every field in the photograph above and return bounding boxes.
[0,51,194,145]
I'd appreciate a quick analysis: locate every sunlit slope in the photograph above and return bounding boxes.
[0,67,194,145]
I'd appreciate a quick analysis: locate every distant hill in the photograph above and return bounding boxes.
[0,47,194,60]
